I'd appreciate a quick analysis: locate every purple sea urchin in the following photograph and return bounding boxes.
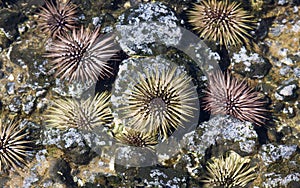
[188,0,254,47]
[38,0,78,38]
[45,26,118,82]
[45,92,112,130]
[203,70,267,125]
[0,118,32,172]
[120,66,198,140]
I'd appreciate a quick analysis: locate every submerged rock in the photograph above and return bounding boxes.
[275,81,298,101]
[183,115,259,179]
[42,128,96,165]
[1,0,300,186]
[231,46,272,79]
[49,159,75,187]
[116,2,181,55]
[259,143,300,188]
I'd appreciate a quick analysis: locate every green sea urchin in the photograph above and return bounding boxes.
[45,92,113,130]
[119,65,198,140]
[0,118,32,172]
[202,151,257,187]
[115,127,158,148]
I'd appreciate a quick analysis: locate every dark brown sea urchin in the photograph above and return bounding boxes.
[45,26,118,82]
[203,70,267,125]
[38,0,78,38]
[0,119,32,172]
[188,0,254,47]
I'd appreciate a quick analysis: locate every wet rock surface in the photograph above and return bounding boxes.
[49,159,75,187]
[0,0,299,187]
[116,2,181,55]
[231,47,272,79]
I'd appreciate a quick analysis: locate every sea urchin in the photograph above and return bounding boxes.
[120,66,198,140]
[45,26,118,82]
[202,151,257,187]
[203,70,267,125]
[115,127,158,148]
[38,0,78,38]
[45,92,113,130]
[0,118,32,172]
[188,0,254,47]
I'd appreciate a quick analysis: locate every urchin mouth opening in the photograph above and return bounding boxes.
[148,97,167,113]
[127,135,145,147]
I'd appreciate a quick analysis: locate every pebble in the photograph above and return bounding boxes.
[8,96,22,112]
[275,84,298,100]
[279,66,291,76]
[7,74,14,81]
[278,0,288,5]
[293,67,300,78]
[22,95,36,115]
[6,82,15,95]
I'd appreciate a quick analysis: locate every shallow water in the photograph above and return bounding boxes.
[0,0,299,187]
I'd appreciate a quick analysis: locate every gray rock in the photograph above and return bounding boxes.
[42,128,97,165]
[185,115,258,159]
[259,143,300,188]
[116,2,180,55]
[115,165,189,187]
[8,96,22,112]
[294,67,300,78]
[231,47,272,79]
[6,82,15,95]
[22,95,36,115]
[275,82,298,101]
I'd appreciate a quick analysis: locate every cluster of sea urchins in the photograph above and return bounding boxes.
[38,0,118,144]
[41,0,267,146]
[38,0,118,83]
[37,1,122,152]
[1,0,268,178]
